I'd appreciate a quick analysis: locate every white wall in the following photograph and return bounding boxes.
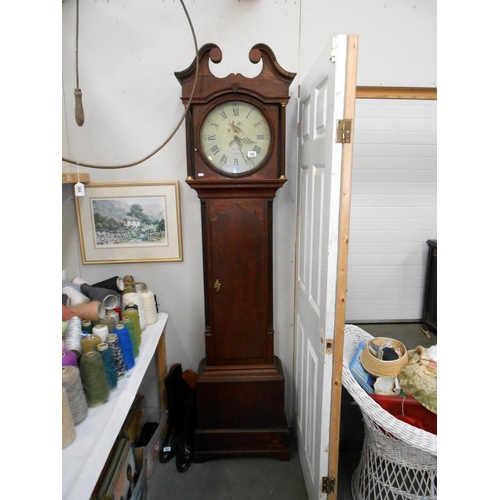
[299,0,436,86]
[346,99,437,322]
[62,0,436,421]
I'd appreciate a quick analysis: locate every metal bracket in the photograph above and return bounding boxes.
[336,119,352,144]
[322,476,335,494]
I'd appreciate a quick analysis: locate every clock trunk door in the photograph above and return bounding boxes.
[204,198,273,366]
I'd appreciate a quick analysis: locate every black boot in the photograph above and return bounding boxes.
[176,369,197,473]
[159,363,183,463]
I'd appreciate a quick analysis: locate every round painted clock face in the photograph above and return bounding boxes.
[199,100,272,175]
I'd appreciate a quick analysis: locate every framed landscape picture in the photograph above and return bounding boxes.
[75,181,183,264]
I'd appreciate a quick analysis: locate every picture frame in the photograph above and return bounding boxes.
[75,181,183,264]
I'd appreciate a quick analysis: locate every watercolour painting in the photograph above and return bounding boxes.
[76,181,182,264]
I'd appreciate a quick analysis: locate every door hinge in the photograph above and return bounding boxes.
[322,476,336,494]
[336,119,352,144]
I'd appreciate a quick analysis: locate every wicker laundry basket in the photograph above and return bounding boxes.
[342,324,437,500]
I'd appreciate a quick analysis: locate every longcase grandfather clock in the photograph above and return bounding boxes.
[175,43,296,461]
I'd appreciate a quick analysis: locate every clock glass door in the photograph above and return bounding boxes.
[199,100,272,176]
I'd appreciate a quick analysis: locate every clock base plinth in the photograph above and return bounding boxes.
[193,356,290,462]
[193,423,291,463]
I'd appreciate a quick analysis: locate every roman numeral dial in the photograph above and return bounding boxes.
[199,100,272,175]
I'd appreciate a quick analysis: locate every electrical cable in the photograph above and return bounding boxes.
[62,0,199,170]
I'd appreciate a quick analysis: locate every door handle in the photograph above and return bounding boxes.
[214,279,221,293]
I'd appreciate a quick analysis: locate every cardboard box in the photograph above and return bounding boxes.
[135,407,168,479]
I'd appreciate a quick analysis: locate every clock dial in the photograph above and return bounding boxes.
[199,100,272,175]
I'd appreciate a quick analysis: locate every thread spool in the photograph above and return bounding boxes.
[64,316,83,357]
[62,321,68,336]
[79,351,110,407]
[122,308,142,347]
[114,306,123,321]
[62,365,88,425]
[113,323,135,371]
[81,320,93,335]
[106,333,126,380]
[80,283,120,310]
[122,292,148,331]
[92,323,109,343]
[99,312,117,336]
[62,280,74,289]
[62,293,70,307]
[122,275,136,293]
[121,314,140,357]
[97,343,118,391]
[82,334,102,353]
[124,306,143,341]
[62,349,78,367]
[72,276,89,287]
[141,289,158,325]
[62,304,78,321]
[62,387,76,449]
[134,282,148,292]
[92,276,125,294]
[108,309,120,323]
[68,301,106,322]
[62,285,91,306]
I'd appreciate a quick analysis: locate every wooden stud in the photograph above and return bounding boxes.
[62,173,90,184]
[356,86,437,100]
[156,329,168,410]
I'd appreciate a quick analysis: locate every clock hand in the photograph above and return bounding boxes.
[229,135,245,148]
[230,135,255,146]
[233,138,251,166]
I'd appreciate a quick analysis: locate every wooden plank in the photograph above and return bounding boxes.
[356,86,437,100]
[62,173,90,184]
[156,328,168,410]
[328,34,358,500]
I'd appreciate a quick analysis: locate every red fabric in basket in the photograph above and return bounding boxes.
[369,394,437,435]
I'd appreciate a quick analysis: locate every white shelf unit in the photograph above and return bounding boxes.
[62,312,168,500]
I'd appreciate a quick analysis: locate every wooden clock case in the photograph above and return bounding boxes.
[175,43,296,462]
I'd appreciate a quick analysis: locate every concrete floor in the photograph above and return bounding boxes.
[146,322,437,500]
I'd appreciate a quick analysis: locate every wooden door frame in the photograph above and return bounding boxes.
[326,34,358,500]
[327,61,437,497]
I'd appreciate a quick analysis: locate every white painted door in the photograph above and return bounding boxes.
[294,35,357,500]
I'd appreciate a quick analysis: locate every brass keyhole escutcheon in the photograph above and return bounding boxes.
[214,279,221,293]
